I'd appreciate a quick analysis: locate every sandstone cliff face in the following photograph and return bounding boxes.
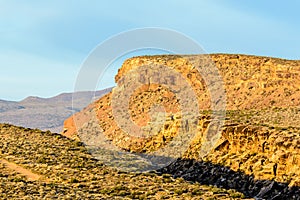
[62,54,300,190]
[116,54,300,109]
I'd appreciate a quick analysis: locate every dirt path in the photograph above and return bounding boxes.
[0,158,42,181]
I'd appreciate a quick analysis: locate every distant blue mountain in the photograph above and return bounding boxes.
[0,88,112,133]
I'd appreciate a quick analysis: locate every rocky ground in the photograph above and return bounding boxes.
[0,123,248,199]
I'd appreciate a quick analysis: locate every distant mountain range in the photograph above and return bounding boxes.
[0,88,112,133]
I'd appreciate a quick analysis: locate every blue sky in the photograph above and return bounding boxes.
[1,0,299,101]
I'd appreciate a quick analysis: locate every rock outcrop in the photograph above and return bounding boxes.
[63,54,300,198]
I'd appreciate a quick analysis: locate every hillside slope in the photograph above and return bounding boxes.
[0,124,247,199]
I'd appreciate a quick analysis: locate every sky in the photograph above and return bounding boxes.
[0,0,300,101]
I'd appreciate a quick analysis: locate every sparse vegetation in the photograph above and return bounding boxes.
[0,124,245,199]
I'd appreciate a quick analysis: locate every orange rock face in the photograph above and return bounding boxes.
[62,54,300,186]
[63,54,300,139]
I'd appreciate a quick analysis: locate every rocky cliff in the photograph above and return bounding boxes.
[62,54,300,198]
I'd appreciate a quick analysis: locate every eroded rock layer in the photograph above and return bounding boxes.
[63,54,300,198]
